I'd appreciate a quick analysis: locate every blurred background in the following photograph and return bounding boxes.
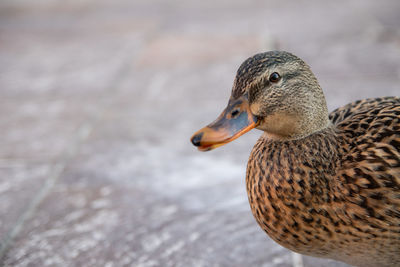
[0,0,399,266]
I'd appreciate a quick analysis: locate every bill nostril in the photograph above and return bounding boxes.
[191,132,203,146]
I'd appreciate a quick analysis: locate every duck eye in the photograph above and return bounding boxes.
[230,108,240,118]
[269,72,281,83]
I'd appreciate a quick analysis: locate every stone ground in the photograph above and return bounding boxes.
[0,0,399,266]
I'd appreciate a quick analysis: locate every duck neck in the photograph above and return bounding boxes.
[255,83,331,141]
[258,109,331,141]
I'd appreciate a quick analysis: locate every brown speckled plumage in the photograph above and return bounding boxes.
[247,98,400,266]
[191,51,400,266]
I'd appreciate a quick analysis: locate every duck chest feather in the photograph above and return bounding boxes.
[246,126,400,267]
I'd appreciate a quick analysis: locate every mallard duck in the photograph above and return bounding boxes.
[190,51,400,267]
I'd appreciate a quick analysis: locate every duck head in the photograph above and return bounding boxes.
[191,51,330,151]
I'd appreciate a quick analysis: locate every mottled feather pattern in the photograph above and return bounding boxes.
[246,97,400,267]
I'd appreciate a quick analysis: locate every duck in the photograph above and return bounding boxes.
[190,51,400,267]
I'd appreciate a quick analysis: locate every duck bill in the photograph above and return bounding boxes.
[191,95,259,151]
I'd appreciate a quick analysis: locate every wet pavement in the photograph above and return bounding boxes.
[0,0,399,266]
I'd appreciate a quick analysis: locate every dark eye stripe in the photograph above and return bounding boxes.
[284,71,301,80]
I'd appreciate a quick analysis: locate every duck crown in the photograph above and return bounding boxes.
[232,51,307,98]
